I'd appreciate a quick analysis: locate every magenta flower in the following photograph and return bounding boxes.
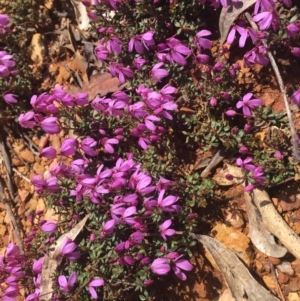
[58,271,77,292]
[291,89,300,106]
[172,257,193,281]
[159,219,175,241]
[75,92,88,106]
[3,93,18,105]
[0,14,10,34]
[274,151,283,160]
[129,31,155,54]
[133,56,147,70]
[32,257,44,274]
[41,220,57,233]
[101,137,119,153]
[157,189,180,212]
[151,258,170,275]
[136,176,156,194]
[107,37,122,54]
[61,138,77,156]
[251,166,266,184]
[226,109,237,116]
[150,62,169,82]
[18,111,36,129]
[291,47,300,58]
[88,278,104,299]
[109,62,133,83]
[60,238,80,261]
[95,45,108,62]
[252,10,278,31]
[236,157,255,171]
[236,93,263,117]
[286,23,300,38]
[40,146,56,159]
[81,137,97,156]
[41,117,60,134]
[195,30,212,49]
[100,219,115,237]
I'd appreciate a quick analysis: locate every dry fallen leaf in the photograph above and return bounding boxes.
[224,163,300,259]
[191,234,281,301]
[219,0,257,45]
[244,192,287,258]
[66,72,125,100]
[40,215,89,301]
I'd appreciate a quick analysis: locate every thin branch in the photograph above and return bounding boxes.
[0,133,15,200]
[245,12,300,161]
[0,176,24,254]
[201,148,226,178]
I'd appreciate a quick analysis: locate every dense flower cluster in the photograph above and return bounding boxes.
[0,14,18,105]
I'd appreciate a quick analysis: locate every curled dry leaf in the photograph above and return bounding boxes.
[219,0,257,45]
[224,163,300,259]
[251,188,300,260]
[244,192,287,258]
[40,215,89,301]
[191,234,280,301]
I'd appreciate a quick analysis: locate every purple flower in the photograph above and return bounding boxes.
[95,44,109,62]
[151,258,170,275]
[291,47,300,58]
[107,37,122,54]
[157,189,180,212]
[150,62,169,82]
[251,166,266,184]
[244,46,269,67]
[58,272,77,292]
[100,219,115,237]
[291,89,300,106]
[172,257,193,281]
[40,146,56,159]
[133,57,147,70]
[3,93,18,105]
[236,157,255,171]
[159,219,175,241]
[32,257,44,274]
[60,238,80,261]
[252,10,278,31]
[81,137,97,156]
[41,220,57,233]
[129,31,155,54]
[195,30,212,50]
[225,110,236,117]
[236,93,263,117]
[61,138,77,156]
[286,23,300,38]
[0,14,10,34]
[101,137,119,153]
[274,150,283,160]
[109,62,133,83]
[88,278,104,299]
[75,92,88,106]
[239,145,248,154]
[136,175,156,194]
[41,117,60,134]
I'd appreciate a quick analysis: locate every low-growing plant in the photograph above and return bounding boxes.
[2,0,300,300]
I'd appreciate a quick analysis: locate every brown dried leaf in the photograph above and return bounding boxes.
[219,0,256,45]
[191,234,281,301]
[40,215,89,301]
[66,72,126,100]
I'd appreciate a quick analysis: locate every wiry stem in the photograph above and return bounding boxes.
[245,12,300,161]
